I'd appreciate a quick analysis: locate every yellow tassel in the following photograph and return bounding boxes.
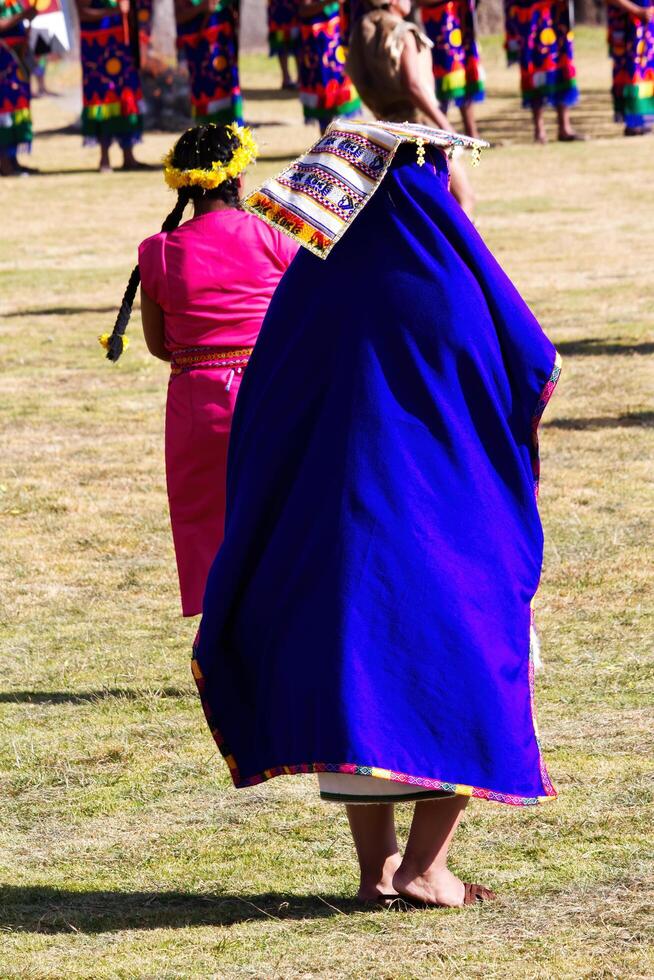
[98,333,130,352]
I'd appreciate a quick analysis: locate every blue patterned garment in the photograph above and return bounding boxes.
[193,144,561,807]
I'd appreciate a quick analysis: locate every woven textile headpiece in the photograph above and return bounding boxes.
[244,119,488,258]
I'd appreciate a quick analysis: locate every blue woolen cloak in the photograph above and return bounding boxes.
[192,146,560,806]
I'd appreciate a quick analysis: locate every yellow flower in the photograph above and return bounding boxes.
[163,124,259,192]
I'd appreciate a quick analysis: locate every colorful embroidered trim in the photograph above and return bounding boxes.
[531,352,562,498]
[528,350,562,794]
[170,346,253,376]
[244,119,489,259]
[190,641,558,808]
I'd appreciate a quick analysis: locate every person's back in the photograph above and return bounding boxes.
[103,123,298,617]
[347,5,434,122]
[139,208,295,353]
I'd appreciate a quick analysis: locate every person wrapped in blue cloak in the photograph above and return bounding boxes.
[192,120,561,908]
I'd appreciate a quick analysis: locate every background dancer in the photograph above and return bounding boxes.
[347,0,476,212]
[76,0,144,171]
[0,0,36,175]
[607,0,654,135]
[268,0,299,88]
[504,0,583,142]
[418,0,485,138]
[175,0,243,126]
[297,0,361,131]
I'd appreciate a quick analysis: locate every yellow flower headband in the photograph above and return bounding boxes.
[163,123,258,191]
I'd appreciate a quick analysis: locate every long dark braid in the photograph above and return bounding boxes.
[104,124,243,362]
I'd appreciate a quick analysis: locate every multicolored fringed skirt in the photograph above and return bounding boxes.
[80,0,144,148]
[421,0,485,109]
[608,0,654,128]
[0,14,32,155]
[268,0,299,56]
[297,2,361,128]
[505,0,579,108]
[177,0,243,125]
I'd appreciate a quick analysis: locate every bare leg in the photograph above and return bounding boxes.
[346,803,402,901]
[0,150,15,176]
[556,104,584,140]
[459,102,480,140]
[122,144,141,170]
[278,51,293,88]
[449,159,475,218]
[532,104,547,144]
[99,142,111,172]
[393,796,469,907]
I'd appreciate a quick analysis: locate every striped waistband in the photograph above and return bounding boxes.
[170,346,254,377]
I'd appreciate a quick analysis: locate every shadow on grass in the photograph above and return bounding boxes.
[0,885,364,932]
[33,123,80,139]
[242,87,299,102]
[543,411,654,430]
[477,87,621,146]
[6,305,118,317]
[556,339,654,356]
[30,164,162,176]
[0,687,191,705]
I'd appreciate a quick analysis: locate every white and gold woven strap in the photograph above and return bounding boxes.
[244,119,489,259]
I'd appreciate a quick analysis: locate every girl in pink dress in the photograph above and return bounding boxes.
[101,124,298,615]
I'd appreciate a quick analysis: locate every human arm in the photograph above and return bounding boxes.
[140,286,171,362]
[399,31,454,131]
[399,30,475,214]
[607,0,653,19]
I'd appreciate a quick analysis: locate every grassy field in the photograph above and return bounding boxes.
[1,27,653,979]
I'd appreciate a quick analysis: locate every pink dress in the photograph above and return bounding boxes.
[138,209,298,616]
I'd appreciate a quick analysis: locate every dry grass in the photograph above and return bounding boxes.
[1,28,653,979]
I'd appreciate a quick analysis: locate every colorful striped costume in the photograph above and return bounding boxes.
[79,0,144,147]
[297,1,361,129]
[608,0,654,128]
[504,0,579,108]
[268,0,299,55]
[176,0,242,125]
[420,0,485,109]
[0,1,32,154]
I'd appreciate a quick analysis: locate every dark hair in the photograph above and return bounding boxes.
[104,124,243,361]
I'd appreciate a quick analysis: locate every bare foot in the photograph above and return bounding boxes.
[558,131,587,142]
[357,852,402,902]
[393,864,466,908]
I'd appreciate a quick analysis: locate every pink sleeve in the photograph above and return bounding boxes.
[276,230,300,270]
[138,234,167,308]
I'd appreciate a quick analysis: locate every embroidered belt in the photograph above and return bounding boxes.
[170,346,254,377]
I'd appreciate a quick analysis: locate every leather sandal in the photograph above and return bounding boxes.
[391,882,497,910]
[463,882,497,904]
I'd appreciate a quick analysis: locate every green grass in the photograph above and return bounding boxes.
[1,28,653,979]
